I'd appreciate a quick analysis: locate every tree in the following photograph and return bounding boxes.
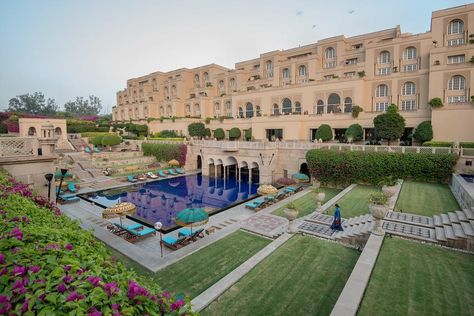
[345,124,363,142]
[229,127,241,140]
[315,124,333,142]
[101,134,121,147]
[188,122,206,138]
[64,95,103,116]
[7,92,58,115]
[373,107,406,145]
[214,128,225,140]
[413,121,433,143]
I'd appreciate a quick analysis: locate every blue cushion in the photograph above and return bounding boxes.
[162,236,178,244]
[127,223,142,230]
[135,228,155,236]
[179,228,192,237]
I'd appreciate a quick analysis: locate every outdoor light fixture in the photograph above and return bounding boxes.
[259,153,264,166]
[154,221,164,258]
[44,173,54,202]
[56,168,68,203]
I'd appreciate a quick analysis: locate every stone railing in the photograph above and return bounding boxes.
[0,137,39,158]
[461,147,474,157]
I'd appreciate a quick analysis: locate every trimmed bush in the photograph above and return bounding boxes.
[460,142,474,148]
[125,123,148,136]
[315,124,333,142]
[413,121,433,143]
[214,128,225,140]
[157,130,179,138]
[229,127,241,140]
[428,97,443,108]
[142,142,187,166]
[204,128,211,138]
[81,132,110,138]
[351,105,363,118]
[188,122,206,138]
[306,149,458,185]
[422,141,454,147]
[345,124,363,142]
[147,137,185,142]
[90,135,104,146]
[244,128,252,141]
[205,117,212,124]
[373,110,405,145]
[101,134,121,146]
[0,123,7,134]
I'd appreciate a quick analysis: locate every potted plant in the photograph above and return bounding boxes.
[379,176,398,197]
[368,192,389,235]
[312,188,326,210]
[284,202,299,233]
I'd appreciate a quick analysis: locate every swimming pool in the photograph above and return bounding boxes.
[80,174,259,232]
[461,174,474,183]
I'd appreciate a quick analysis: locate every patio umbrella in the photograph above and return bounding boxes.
[257,184,278,196]
[102,202,137,226]
[168,159,180,167]
[292,173,310,183]
[175,208,209,233]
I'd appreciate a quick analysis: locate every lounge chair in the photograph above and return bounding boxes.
[146,172,158,179]
[137,174,147,181]
[115,223,143,231]
[274,190,287,200]
[59,194,80,203]
[168,169,178,175]
[93,147,100,153]
[175,168,185,174]
[157,170,167,177]
[127,175,137,182]
[67,182,77,193]
[264,195,275,204]
[162,235,189,250]
[245,199,266,210]
[113,224,156,243]
[84,147,91,154]
[178,228,204,240]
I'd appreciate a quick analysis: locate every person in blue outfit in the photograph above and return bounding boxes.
[330,203,343,231]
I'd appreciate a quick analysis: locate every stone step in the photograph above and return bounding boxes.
[298,221,334,239]
[385,211,434,228]
[464,208,474,220]
[308,213,334,226]
[433,215,443,227]
[448,212,460,224]
[460,221,474,237]
[383,221,436,242]
[455,211,468,222]
[443,225,456,240]
[435,226,447,242]
[440,214,451,225]
[452,223,467,239]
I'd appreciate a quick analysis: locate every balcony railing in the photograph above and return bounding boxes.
[0,137,39,158]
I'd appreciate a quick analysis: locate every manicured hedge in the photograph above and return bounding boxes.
[229,127,241,140]
[101,134,121,146]
[188,123,205,138]
[413,121,433,143]
[306,149,458,185]
[345,124,363,141]
[214,128,225,140]
[81,132,110,138]
[142,143,187,166]
[90,135,104,146]
[422,141,454,147]
[0,172,193,315]
[147,138,185,142]
[315,124,333,142]
[460,142,474,148]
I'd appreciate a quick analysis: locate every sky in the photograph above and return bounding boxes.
[0,0,470,114]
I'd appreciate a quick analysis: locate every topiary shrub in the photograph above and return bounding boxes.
[158,130,179,138]
[373,110,405,145]
[188,122,206,138]
[204,128,211,138]
[101,134,121,147]
[205,117,212,124]
[214,128,225,140]
[315,124,333,142]
[345,124,363,142]
[90,135,104,146]
[351,105,363,118]
[413,121,433,143]
[229,127,241,140]
[422,141,454,147]
[428,97,443,108]
[244,128,252,141]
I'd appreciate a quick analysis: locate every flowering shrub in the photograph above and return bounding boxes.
[0,171,195,315]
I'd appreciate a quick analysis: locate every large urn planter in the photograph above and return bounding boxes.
[382,185,397,197]
[315,192,326,210]
[368,192,389,236]
[284,202,298,234]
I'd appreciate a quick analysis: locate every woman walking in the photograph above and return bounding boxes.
[330,204,343,231]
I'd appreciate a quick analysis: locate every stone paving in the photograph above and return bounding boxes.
[385,211,433,227]
[382,221,435,241]
[298,221,334,237]
[240,214,288,238]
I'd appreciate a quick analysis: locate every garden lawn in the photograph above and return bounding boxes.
[202,235,359,316]
[394,181,460,216]
[326,185,380,218]
[359,237,474,316]
[271,187,341,218]
[154,230,270,298]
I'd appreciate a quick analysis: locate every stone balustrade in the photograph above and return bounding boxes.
[0,137,39,158]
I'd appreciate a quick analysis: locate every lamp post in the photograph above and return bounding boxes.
[44,173,54,202]
[56,168,68,203]
[154,221,163,258]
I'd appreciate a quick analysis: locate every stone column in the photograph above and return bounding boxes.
[249,167,252,184]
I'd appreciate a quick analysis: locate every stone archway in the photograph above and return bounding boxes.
[27,127,36,136]
[300,163,311,181]
[197,155,202,169]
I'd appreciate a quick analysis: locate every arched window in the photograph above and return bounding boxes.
[282,98,292,114]
[225,101,232,117]
[316,100,324,114]
[379,51,391,64]
[266,60,273,78]
[203,72,209,83]
[448,75,466,90]
[171,85,177,97]
[194,103,201,116]
[246,102,254,118]
[282,68,290,79]
[160,106,164,115]
[164,87,169,98]
[27,127,36,136]
[185,104,191,114]
[230,78,236,90]
[294,102,301,114]
[298,65,307,76]
[448,19,464,35]
[327,93,341,113]
[194,74,200,84]
[218,80,224,92]
[152,78,157,90]
[54,127,62,136]
[344,97,353,113]
[404,46,417,60]
[214,102,220,115]
[166,105,172,115]
[256,105,261,116]
[238,107,244,118]
[325,47,335,59]
[402,82,416,95]
[273,104,279,115]
[376,84,389,97]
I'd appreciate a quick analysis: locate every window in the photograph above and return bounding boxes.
[226,101,232,117]
[282,98,292,114]
[152,78,158,91]
[448,19,464,35]
[230,78,236,90]
[256,105,261,116]
[448,75,466,90]
[194,74,200,84]
[447,95,466,104]
[404,47,417,60]
[344,72,356,78]
[324,75,334,80]
[245,103,254,118]
[401,100,417,111]
[325,47,335,59]
[171,85,177,98]
[324,61,336,69]
[203,72,209,83]
[448,38,465,46]
[379,51,391,64]
[164,87,169,98]
[402,82,416,96]
[238,107,244,118]
[447,55,465,64]
[214,102,220,115]
[344,97,353,113]
[378,67,391,76]
[166,106,172,115]
[345,58,358,65]
[375,102,389,112]
[282,68,290,79]
[294,102,301,114]
[273,104,279,115]
[185,104,191,114]
[194,103,201,116]
[376,84,389,97]
[266,60,273,78]
[298,65,307,76]
[327,93,341,113]
[218,80,224,92]
[404,64,417,72]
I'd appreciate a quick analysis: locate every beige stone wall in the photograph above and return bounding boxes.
[432,106,474,142]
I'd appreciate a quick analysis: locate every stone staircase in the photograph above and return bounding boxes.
[432,208,474,250]
[69,137,88,152]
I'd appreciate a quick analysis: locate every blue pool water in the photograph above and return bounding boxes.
[81,174,259,231]
[461,174,474,183]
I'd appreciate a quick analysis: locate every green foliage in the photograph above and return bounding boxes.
[285,202,297,210]
[66,119,97,133]
[460,142,474,148]
[378,175,398,187]
[244,128,252,141]
[204,128,211,138]
[413,121,433,143]
[90,135,105,146]
[387,104,398,113]
[205,117,212,124]
[373,111,405,145]
[64,95,102,116]
[125,123,148,136]
[101,134,121,146]
[142,142,185,164]
[147,137,185,141]
[351,105,363,118]
[157,130,179,138]
[0,123,7,134]
[368,192,389,205]
[306,149,458,185]
[422,141,454,147]
[344,124,363,142]
[188,122,206,138]
[229,127,241,140]
[214,128,225,140]
[7,92,58,115]
[428,97,443,108]
[81,132,110,138]
[357,70,366,77]
[315,124,333,142]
